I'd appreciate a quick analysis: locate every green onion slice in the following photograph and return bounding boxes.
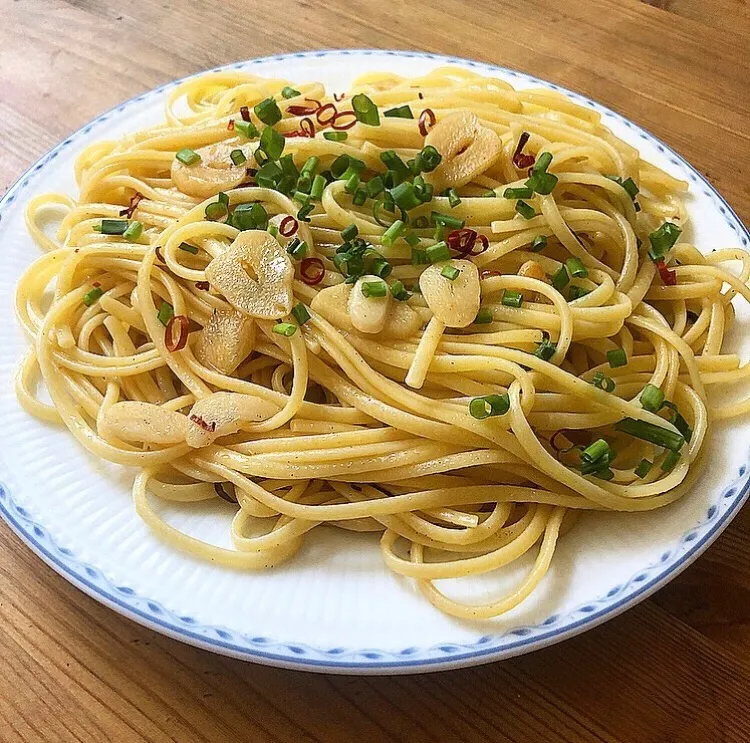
[175,148,201,165]
[352,93,380,126]
[273,322,298,337]
[469,394,510,420]
[384,105,413,119]
[157,301,174,327]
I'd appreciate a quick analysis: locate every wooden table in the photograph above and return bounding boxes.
[3,1,750,740]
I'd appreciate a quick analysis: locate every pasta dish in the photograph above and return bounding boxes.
[16,66,750,619]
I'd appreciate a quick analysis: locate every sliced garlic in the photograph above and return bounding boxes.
[424,111,503,191]
[348,275,391,334]
[171,143,251,199]
[205,230,293,319]
[194,308,255,374]
[517,260,548,302]
[419,259,481,328]
[311,282,421,339]
[186,392,278,448]
[99,401,188,445]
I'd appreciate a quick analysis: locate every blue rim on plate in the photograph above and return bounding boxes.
[1,49,749,673]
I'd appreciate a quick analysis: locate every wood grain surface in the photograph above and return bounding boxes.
[2,1,750,741]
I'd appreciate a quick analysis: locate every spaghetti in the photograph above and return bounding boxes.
[15,66,750,619]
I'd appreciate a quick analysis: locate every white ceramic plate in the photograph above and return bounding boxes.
[1,50,749,675]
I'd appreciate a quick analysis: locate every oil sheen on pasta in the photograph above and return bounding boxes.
[16,67,750,620]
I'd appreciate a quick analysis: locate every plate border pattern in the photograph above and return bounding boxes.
[1,48,749,673]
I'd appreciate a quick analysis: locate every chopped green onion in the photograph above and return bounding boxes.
[122,221,143,241]
[297,203,314,222]
[607,175,640,199]
[469,394,510,420]
[404,231,420,248]
[175,148,201,165]
[83,287,103,306]
[157,301,174,327]
[431,211,465,229]
[532,152,553,172]
[300,156,319,178]
[594,469,615,481]
[426,241,450,263]
[614,418,685,452]
[323,131,348,142]
[661,450,681,472]
[535,337,557,361]
[640,383,664,412]
[339,158,366,181]
[381,219,405,247]
[268,224,279,238]
[525,170,558,195]
[293,190,311,206]
[390,280,411,301]
[382,169,399,189]
[205,202,229,222]
[390,182,422,211]
[361,279,387,298]
[371,257,392,278]
[441,265,460,281]
[341,224,358,242]
[581,438,609,463]
[99,219,129,235]
[230,149,247,166]
[296,174,312,194]
[568,285,591,301]
[661,401,693,443]
[273,322,298,337]
[581,447,616,475]
[482,189,497,198]
[418,145,442,173]
[417,182,434,203]
[291,302,310,325]
[178,241,199,255]
[648,222,682,261]
[634,459,653,478]
[592,371,615,392]
[352,93,380,126]
[411,249,430,265]
[515,200,536,220]
[366,176,384,198]
[531,235,548,253]
[255,161,283,189]
[352,188,367,207]
[446,188,461,208]
[474,307,493,324]
[502,290,523,308]
[384,105,413,119]
[259,125,285,160]
[551,265,569,292]
[607,348,627,368]
[286,238,308,259]
[565,257,588,279]
[407,157,422,176]
[281,86,300,99]
[380,150,411,180]
[310,174,326,200]
[234,120,259,138]
[345,173,360,195]
[254,97,282,126]
[217,192,229,206]
[231,202,268,231]
[503,187,534,199]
